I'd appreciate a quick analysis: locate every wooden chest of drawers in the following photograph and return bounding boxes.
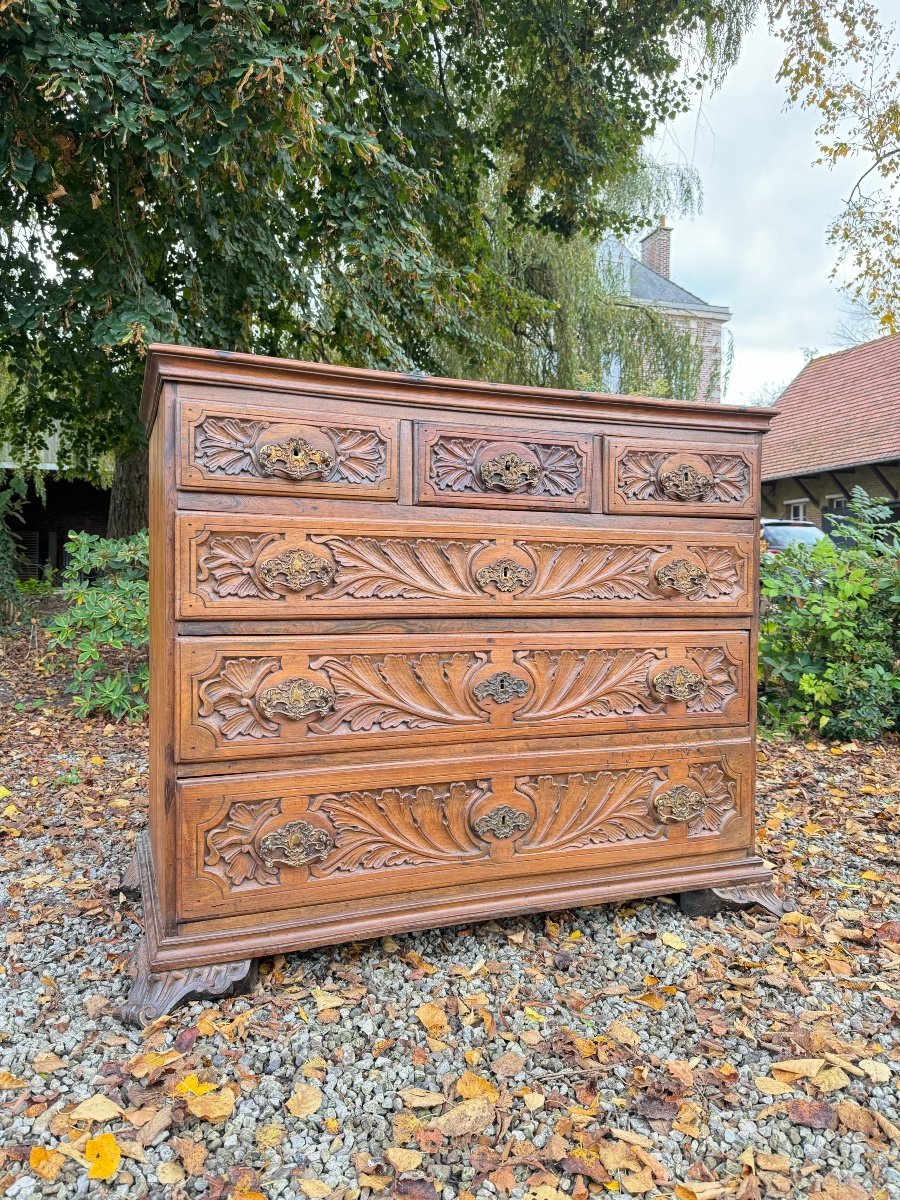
[123,345,778,1023]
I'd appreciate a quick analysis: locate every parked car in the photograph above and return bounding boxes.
[760,519,828,554]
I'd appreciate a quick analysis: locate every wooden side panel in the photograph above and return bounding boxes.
[177,399,399,500]
[177,739,753,921]
[175,513,756,619]
[176,630,750,762]
[604,437,760,518]
[415,421,593,511]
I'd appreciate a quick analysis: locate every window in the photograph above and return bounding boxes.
[824,495,849,512]
[786,500,807,521]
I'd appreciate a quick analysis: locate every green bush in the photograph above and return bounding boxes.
[46,529,149,721]
[759,491,900,740]
[0,473,27,628]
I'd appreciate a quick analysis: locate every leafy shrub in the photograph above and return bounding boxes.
[759,491,900,740]
[0,473,27,628]
[46,530,149,720]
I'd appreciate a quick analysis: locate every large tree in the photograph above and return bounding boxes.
[1,0,754,533]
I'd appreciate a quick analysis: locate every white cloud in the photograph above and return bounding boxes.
[650,17,863,403]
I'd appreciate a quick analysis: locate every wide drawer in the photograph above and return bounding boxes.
[415,421,594,511]
[176,739,753,921]
[604,437,759,517]
[177,398,399,500]
[177,630,750,762]
[176,513,755,619]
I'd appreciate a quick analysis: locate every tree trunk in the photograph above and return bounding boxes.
[107,446,149,538]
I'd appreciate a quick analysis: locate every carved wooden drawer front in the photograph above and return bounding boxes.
[178,400,398,500]
[177,630,749,762]
[176,740,752,921]
[604,437,759,517]
[415,422,593,511]
[176,513,755,618]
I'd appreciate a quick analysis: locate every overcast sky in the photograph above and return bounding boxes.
[650,13,872,405]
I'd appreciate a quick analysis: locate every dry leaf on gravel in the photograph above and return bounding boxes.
[415,1001,449,1038]
[430,1097,495,1136]
[398,1088,445,1108]
[85,1132,121,1181]
[68,1094,124,1122]
[455,1070,499,1102]
[185,1085,235,1124]
[286,1083,323,1118]
[385,1147,424,1171]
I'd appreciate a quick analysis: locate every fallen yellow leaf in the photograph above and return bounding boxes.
[385,1147,424,1171]
[185,1086,236,1124]
[85,1132,121,1181]
[28,1146,66,1182]
[174,1073,219,1097]
[455,1071,499,1102]
[415,1002,449,1038]
[431,1097,495,1137]
[286,1083,323,1118]
[661,932,687,951]
[299,1180,332,1198]
[68,1095,124,1122]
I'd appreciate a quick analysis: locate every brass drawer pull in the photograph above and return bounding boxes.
[258,436,333,481]
[651,664,707,703]
[259,677,335,721]
[655,557,710,596]
[654,785,706,823]
[260,821,335,867]
[658,461,713,502]
[258,547,337,592]
[480,451,541,492]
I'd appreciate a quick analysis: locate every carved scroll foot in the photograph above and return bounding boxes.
[679,882,795,919]
[118,939,257,1028]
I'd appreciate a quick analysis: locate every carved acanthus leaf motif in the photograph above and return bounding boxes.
[321,537,486,600]
[196,533,281,601]
[315,781,489,873]
[257,436,333,480]
[654,556,710,598]
[705,455,751,503]
[514,649,661,722]
[617,451,669,501]
[684,647,739,713]
[473,805,532,839]
[198,657,280,740]
[308,652,489,733]
[259,820,335,867]
[194,417,269,476]
[205,798,282,888]
[258,547,337,592]
[259,677,335,721]
[480,450,541,492]
[650,664,707,704]
[683,763,737,833]
[514,769,661,852]
[530,444,582,496]
[473,672,530,704]
[475,557,534,594]
[525,543,657,600]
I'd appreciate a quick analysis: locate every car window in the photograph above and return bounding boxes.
[762,525,826,549]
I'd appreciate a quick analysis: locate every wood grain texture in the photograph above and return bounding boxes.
[130,345,774,1005]
[176,514,755,618]
[177,630,749,761]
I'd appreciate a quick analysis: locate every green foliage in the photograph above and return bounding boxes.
[0,472,27,628]
[759,491,900,740]
[0,0,757,480]
[46,530,149,721]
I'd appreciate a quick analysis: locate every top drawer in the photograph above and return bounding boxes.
[178,399,399,501]
[604,438,759,518]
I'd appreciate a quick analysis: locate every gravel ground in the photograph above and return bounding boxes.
[1,637,899,1200]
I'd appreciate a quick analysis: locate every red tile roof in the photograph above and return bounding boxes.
[761,335,900,480]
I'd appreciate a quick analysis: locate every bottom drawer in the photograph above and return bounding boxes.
[176,738,753,922]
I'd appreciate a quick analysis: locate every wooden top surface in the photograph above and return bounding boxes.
[140,343,777,436]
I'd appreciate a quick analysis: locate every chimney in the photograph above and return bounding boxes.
[640,217,672,278]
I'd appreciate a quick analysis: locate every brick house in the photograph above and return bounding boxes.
[606,220,731,404]
[761,335,900,528]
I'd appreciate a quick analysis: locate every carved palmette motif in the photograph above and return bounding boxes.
[480,450,541,492]
[192,417,387,485]
[429,437,583,497]
[197,657,281,740]
[616,449,751,506]
[258,547,337,592]
[473,672,530,704]
[259,821,335,867]
[259,677,335,721]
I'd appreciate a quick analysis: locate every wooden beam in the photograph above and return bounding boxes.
[791,475,820,505]
[870,463,899,500]
[827,471,853,500]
